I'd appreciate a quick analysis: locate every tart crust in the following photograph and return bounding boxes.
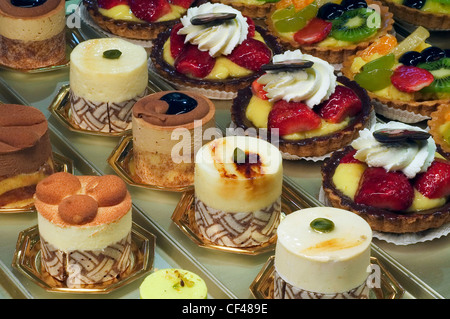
[341,55,450,118]
[265,0,394,64]
[210,0,275,19]
[429,105,450,159]
[379,0,450,30]
[231,76,373,158]
[321,146,450,233]
[150,26,283,94]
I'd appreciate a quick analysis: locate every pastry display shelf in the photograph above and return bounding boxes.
[0,3,449,299]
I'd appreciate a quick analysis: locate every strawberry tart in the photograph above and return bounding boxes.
[342,27,450,123]
[322,121,450,234]
[150,2,282,99]
[231,50,373,159]
[83,0,200,40]
[429,105,450,160]
[210,0,282,19]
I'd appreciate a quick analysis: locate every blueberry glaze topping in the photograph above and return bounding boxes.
[11,0,46,8]
[160,92,198,115]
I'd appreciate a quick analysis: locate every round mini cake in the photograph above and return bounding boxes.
[274,207,372,299]
[35,173,132,287]
[0,104,54,209]
[140,268,207,299]
[69,38,148,133]
[132,91,215,188]
[0,0,66,70]
[194,135,283,248]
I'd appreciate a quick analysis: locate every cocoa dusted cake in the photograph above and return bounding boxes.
[0,104,54,209]
[132,91,215,188]
[69,38,148,133]
[194,135,283,248]
[35,173,132,287]
[0,0,66,70]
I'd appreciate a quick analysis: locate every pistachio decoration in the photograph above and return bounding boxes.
[103,49,122,59]
[373,129,430,143]
[233,147,247,164]
[310,218,335,233]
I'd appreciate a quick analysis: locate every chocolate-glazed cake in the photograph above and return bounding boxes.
[35,173,132,287]
[194,135,283,248]
[69,38,148,133]
[132,91,215,188]
[0,104,54,209]
[0,0,66,70]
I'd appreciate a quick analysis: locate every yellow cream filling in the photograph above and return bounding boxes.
[99,4,187,22]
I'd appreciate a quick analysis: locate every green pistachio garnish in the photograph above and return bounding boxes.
[310,218,335,233]
[103,49,122,59]
[233,147,247,164]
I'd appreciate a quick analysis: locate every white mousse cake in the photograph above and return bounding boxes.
[274,207,372,299]
[35,172,132,287]
[69,38,148,133]
[194,135,283,247]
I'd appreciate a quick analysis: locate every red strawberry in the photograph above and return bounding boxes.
[168,0,194,8]
[97,0,128,9]
[354,167,414,211]
[268,100,321,136]
[316,85,362,123]
[129,0,172,23]
[340,149,362,164]
[390,65,434,93]
[293,18,332,45]
[170,23,186,59]
[174,44,215,78]
[228,38,271,72]
[251,79,268,100]
[245,16,255,38]
[414,159,450,199]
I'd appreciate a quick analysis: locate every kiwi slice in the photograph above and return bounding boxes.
[418,57,450,93]
[330,8,380,43]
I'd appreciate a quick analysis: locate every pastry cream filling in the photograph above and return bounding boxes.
[99,4,187,22]
[38,209,132,252]
[275,207,372,294]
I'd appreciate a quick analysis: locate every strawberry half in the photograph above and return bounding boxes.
[228,38,271,72]
[97,0,128,9]
[390,65,434,93]
[251,79,268,100]
[174,44,216,78]
[170,23,186,59]
[293,18,332,45]
[268,100,321,136]
[414,159,450,199]
[315,85,362,123]
[340,149,362,164]
[245,16,255,38]
[168,0,194,8]
[354,167,414,211]
[129,0,172,23]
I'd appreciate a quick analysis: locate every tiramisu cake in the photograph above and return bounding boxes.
[274,207,372,299]
[0,104,54,209]
[0,0,66,70]
[132,91,215,188]
[194,135,283,248]
[69,38,148,133]
[35,173,133,287]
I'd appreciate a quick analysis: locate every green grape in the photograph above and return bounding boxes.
[272,5,296,20]
[274,15,307,32]
[295,2,318,21]
[354,68,393,91]
[362,54,395,73]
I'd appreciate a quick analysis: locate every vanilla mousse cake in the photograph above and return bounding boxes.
[132,91,215,188]
[0,104,54,209]
[0,0,66,70]
[69,38,148,133]
[35,173,132,287]
[194,135,283,247]
[274,207,372,299]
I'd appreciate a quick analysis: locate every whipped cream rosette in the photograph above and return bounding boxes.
[230,49,374,160]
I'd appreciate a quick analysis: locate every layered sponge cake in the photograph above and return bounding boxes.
[0,0,66,69]
[194,135,283,247]
[0,104,54,209]
[35,173,132,287]
[274,207,372,299]
[70,38,148,133]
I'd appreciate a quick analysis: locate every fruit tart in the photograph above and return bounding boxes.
[379,0,450,30]
[230,50,373,159]
[322,121,450,233]
[429,105,450,160]
[342,26,450,123]
[265,0,394,65]
[210,0,282,19]
[83,0,202,40]
[150,2,282,99]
